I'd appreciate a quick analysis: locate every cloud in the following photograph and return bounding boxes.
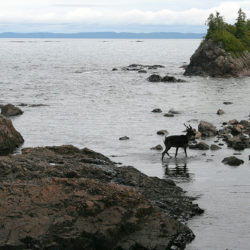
[0,1,249,31]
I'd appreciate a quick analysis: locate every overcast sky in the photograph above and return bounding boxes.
[0,0,249,33]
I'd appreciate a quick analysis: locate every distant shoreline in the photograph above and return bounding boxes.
[0,32,204,39]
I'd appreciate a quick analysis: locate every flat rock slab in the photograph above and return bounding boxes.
[0,145,203,250]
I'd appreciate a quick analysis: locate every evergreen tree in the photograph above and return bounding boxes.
[206,12,225,39]
[204,9,249,54]
[235,8,247,40]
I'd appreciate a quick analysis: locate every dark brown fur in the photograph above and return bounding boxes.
[162,125,195,160]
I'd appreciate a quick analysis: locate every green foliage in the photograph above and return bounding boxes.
[205,9,250,55]
[211,30,245,55]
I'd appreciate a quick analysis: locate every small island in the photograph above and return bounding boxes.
[185,9,250,77]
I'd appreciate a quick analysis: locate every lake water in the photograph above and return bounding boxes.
[0,39,249,250]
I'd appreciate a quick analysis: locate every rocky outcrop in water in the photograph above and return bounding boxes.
[0,114,24,155]
[1,104,23,117]
[184,39,250,77]
[0,145,203,249]
[147,74,186,83]
[122,64,165,72]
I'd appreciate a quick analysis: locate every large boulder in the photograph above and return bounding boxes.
[1,104,23,117]
[198,121,217,137]
[184,39,250,77]
[0,145,203,249]
[222,156,244,166]
[0,114,24,155]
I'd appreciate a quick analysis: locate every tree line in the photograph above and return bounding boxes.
[205,9,250,55]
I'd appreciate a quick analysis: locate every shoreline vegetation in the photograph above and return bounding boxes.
[185,9,250,77]
[205,9,250,56]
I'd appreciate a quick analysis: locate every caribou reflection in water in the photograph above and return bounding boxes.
[163,159,192,180]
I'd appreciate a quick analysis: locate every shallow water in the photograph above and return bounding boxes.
[0,38,249,250]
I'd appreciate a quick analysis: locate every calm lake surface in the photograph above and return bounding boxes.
[0,39,249,250]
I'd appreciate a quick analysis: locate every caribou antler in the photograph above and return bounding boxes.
[184,123,192,130]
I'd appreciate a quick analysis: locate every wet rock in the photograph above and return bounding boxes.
[210,144,221,150]
[151,144,163,151]
[161,75,185,83]
[1,104,23,117]
[29,104,49,107]
[198,121,217,137]
[148,65,165,69]
[18,103,28,107]
[0,145,203,249]
[226,135,250,150]
[157,130,168,135]
[217,109,225,115]
[228,119,238,125]
[0,114,24,155]
[138,70,147,73]
[147,74,186,83]
[240,120,250,129]
[152,108,162,113]
[122,64,165,72]
[223,101,233,105]
[189,142,209,150]
[222,156,244,166]
[119,136,130,140]
[195,131,202,139]
[164,113,174,117]
[231,124,244,136]
[147,74,162,82]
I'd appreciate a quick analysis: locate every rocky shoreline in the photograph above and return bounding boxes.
[0,145,203,250]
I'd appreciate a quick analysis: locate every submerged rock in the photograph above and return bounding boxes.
[150,144,163,151]
[0,145,203,249]
[119,136,130,140]
[147,74,186,83]
[147,74,162,82]
[151,108,162,113]
[217,108,225,115]
[1,104,23,117]
[0,114,24,155]
[161,75,186,83]
[184,39,250,77]
[210,144,222,150]
[222,156,244,166]
[157,130,168,135]
[164,112,174,117]
[189,142,209,150]
[138,69,147,73]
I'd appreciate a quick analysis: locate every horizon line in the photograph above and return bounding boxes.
[0,31,205,39]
